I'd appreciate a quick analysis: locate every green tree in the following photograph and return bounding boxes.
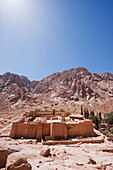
[89,115,99,129]
[89,110,99,129]
[60,109,64,112]
[99,112,102,121]
[84,108,87,119]
[93,116,99,129]
[90,110,95,116]
[104,112,113,124]
[86,109,89,119]
[35,109,40,111]
[96,112,99,117]
[81,106,83,115]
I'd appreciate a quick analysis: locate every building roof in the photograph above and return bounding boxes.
[46,120,61,123]
[69,115,83,119]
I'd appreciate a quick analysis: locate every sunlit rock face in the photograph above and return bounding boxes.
[0,67,113,114]
[32,67,113,103]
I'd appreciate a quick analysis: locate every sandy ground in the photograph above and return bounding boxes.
[0,137,113,170]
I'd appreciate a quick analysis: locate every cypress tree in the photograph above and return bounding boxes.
[86,109,89,119]
[94,116,99,129]
[84,108,87,119]
[99,112,102,121]
[81,106,83,115]
[90,110,94,116]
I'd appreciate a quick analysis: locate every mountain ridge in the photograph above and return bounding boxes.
[1,66,113,82]
[0,67,113,115]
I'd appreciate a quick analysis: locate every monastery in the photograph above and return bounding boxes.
[10,110,96,141]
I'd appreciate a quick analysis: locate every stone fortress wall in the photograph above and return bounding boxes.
[10,119,96,140]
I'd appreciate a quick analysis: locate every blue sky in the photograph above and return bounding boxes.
[0,0,113,80]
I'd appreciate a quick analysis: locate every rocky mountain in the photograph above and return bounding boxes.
[0,67,113,115]
[33,67,113,101]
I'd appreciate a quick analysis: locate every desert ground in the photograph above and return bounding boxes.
[0,135,113,170]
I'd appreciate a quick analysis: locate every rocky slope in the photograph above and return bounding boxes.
[0,67,113,116]
[0,136,113,170]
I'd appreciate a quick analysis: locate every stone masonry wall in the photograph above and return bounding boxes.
[10,120,96,139]
[10,122,37,139]
[50,123,67,140]
[67,120,95,137]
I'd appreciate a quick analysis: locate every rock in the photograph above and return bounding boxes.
[0,149,8,168]
[102,149,113,153]
[26,140,33,144]
[7,158,32,170]
[63,149,67,153]
[107,137,113,141]
[8,93,21,102]
[76,163,84,166]
[88,158,96,165]
[40,147,50,157]
[8,148,19,155]
[52,153,56,156]
[100,164,112,170]
[75,97,79,101]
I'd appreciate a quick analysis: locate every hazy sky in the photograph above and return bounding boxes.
[0,0,113,80]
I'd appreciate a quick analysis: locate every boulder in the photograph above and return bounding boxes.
[0,149,8,168]
[76,163,84,166]
[102,149,113,153]
[40,147,50,157]
[7,158,32,170]
[8,148,19,155]
[88,158,96,165]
